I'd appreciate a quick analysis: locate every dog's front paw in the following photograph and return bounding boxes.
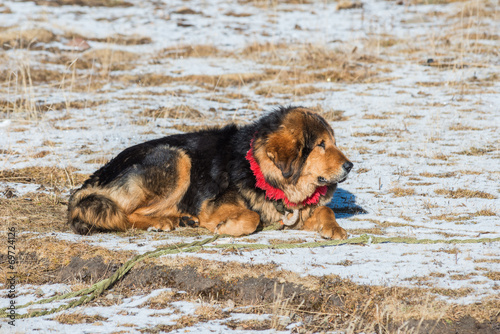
[320,225,348,240]
[148,218,175,232]
[179,215,199,227]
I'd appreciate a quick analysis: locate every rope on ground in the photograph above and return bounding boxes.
[1,234,498,319]
[0,235,220,319]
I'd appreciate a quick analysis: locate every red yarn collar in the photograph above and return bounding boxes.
[245,140,328,207]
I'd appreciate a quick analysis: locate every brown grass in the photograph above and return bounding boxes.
[53,312,108,324]
[200,42,382,89]
[35,99,109,112]
[268,238,306,245]
[420,172,457,178]
[337,1,363,10]
[1,67,64,84]
[77,49,141,73]
[158,44,220,58]
[124,72,266,89]
[363,113,389,119]
[0,28,57,49]
[116,258,499,329]
[474,258,500,264]
[254,84,324,97]
[170,123,222,133]
[142,105,203,119]
[144,290,181,309]
[0,166,88,189]
[225,319,271,331]
[483,272,500,281]
[146,315,199,333]
[435,188,496,199]
[352,131,388,137]
[0,232,132,284]
[310,105,349,122]
[430,287,473,298]
[349,227,384,235]
[449,124,480,131]
[389,187,416,197]
[470,209,496,217]
[456,147,495,156]
[431,214,469,222]
[33,0,133,7]
[448,0,496,18]
[195,304,228,321]
[65,32,152,45]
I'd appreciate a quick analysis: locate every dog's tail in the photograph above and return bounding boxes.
[68,188,128,235]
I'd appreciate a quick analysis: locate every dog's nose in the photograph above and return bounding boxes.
[343,161,353,173]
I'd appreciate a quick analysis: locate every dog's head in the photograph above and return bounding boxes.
[253,107,353,204]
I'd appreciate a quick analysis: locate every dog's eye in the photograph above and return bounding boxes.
[318,140,325,149]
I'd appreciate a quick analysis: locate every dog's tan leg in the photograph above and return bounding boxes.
[303,206,347,240]
[199,202,260,237]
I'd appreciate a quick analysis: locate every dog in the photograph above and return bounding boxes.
[68,106,353,239]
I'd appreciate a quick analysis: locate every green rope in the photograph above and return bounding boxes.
[0,235,220,319]
[1,234,498,319]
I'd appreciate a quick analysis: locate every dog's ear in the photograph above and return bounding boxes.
[266,126,303,180]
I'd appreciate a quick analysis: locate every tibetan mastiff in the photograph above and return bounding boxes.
[68,106,353,239]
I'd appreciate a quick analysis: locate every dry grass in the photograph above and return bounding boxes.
[449,124,480,131]
[141,105,203,119]
[448,0,497,19]
[310,105,349,122]
[420,172,457,178]
[363,113,389,119]
[389,187,416,197]
[73,49,141,73]
[0,28,57,49]
[268,238,307,245]
[124,72,266,89]
[158,44,221,58]
[349,227,384,235]
[195,304,228,321]
[170,123,223,133]
[116,259,499,330]
[456,147,495,156]
[65,33,151,45]
[53,312,108,324]
[337,1,363,10]
[474,258,500,264]
[352,131,388,137]
[435,188,496,199]
[0,166,88,189]
[146,315,199,333]
[1,66,64,84]
[149,42,383,96]
[35,99,109,112]
[0,32,387,122]
[430,214,469,222]
[225,319,271,330]
[254,84,324,96]
[0,232,132,284]
[483,271,500,281]
[33,0,133,7]
[144,290,180,309]
[470,209,497,217]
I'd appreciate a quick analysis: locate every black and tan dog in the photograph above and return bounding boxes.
[68,106,353,239]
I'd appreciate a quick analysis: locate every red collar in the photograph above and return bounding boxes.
[245,140,328,207]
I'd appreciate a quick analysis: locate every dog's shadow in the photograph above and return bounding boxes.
[327,187,367,219]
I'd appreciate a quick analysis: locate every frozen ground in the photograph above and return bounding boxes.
[0,0,499,332]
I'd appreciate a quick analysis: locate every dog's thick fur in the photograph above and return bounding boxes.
[68,106,353,239]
